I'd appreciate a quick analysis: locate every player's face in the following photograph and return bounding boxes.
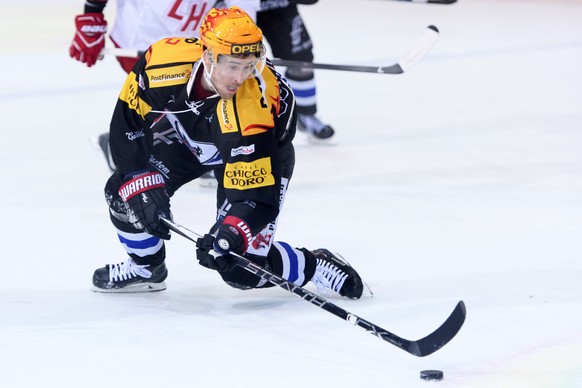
[211,55,259,99]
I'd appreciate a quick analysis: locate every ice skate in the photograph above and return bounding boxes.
[92,258,168,293]
[98,132,117,172]
[310,249,371,299]
[297,113,336,144]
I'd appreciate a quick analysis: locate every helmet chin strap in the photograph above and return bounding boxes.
[202,51,220,96]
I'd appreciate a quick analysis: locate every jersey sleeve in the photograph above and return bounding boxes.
[84,0,108,13]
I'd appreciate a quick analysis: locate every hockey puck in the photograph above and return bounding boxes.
[420,370,444,381]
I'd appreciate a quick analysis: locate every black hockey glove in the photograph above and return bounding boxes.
[119,170,172,240]
[196,234,236,272]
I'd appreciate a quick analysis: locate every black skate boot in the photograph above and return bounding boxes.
[92,258,168,293]
[199,170,217,188]
[297,113,335,141]
[311,249,365,299]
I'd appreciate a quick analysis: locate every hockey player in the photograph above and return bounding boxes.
[69,0,335,142]
[69,0,260,72]
[69,0,260,185]
[91,7,365,299]
[258,0,335,141]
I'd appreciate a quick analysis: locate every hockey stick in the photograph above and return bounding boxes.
[160,216,466,357]
[101,25,439,75]
[386,0,457,4]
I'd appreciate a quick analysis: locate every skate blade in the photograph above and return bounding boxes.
[88,136,116,172]
[198,178,218,189]
[334,252,374,299]
[91,281,167,293]
[306,133,338,146]
[361,280,374,298]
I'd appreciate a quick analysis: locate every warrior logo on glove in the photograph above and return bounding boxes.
[118,170,172,240]
[119,172,165,201]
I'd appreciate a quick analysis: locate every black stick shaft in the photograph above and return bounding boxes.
[390,0,457,4]
[101,25,439,75]
[160,217,466,357]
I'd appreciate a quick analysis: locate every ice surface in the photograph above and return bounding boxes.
[1,0,581,387]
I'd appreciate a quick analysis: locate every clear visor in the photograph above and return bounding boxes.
[213,44,266,80]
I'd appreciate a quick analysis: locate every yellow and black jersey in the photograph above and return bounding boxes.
[108,36,296,233]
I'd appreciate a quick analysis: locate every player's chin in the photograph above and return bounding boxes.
[219,89,237,100]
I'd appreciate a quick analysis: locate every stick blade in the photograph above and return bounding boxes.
[394,24,440,73]
[398,0,457,4]
[408,300,466,357]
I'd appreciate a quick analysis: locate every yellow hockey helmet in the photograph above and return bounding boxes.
[199,7,264,63]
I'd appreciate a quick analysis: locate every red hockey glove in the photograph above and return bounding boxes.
[69,13,107,67]
[119,170,172,240]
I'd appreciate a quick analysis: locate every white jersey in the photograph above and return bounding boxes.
[109,0,260,50]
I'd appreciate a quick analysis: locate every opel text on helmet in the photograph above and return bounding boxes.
[199,6,266,77]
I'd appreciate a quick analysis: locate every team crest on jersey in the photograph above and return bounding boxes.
[186,100,205,115]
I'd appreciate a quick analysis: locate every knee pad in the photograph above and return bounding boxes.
[104,172,141,233]
[217,243,316,290]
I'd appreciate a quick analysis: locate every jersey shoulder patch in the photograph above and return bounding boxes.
[216,68,280,136]
[144,38,203,88]
[119,71,153,119]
